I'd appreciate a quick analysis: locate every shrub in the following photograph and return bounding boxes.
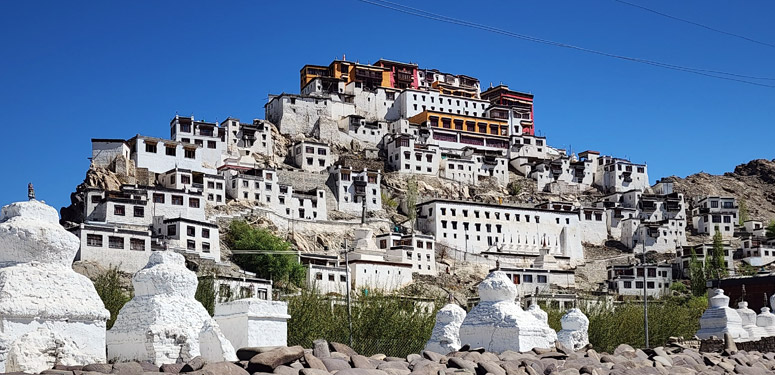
[226,220,305,289]
[195,275,216,316]
[93,266,131,329]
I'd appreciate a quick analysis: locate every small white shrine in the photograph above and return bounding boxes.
[695,289,749,341]
[214,299,290,349]
[424,303,466,354]
[107,251,237,364]
[557,308,590,351]
[0,198,109,373]
[459,271,557,353]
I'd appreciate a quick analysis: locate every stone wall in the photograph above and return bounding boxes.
[700,336,775,353]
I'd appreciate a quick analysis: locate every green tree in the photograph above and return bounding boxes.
[689,248,707,297]
[707,230,728,279]
[93,266,131,329]
[738,262,759,276]
[195,275,216,316]
[406,177,418,232]
[738,199,750,225]
[226,220,305,289]
[766,220,775,239]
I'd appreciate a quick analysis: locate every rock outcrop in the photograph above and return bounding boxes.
[424,304,466,354]
[107,251,237,364]
[0,199,109,373]
[459,271,557,352]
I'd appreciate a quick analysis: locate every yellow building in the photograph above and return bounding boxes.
[409,110,509,137]
[300,60,391,91]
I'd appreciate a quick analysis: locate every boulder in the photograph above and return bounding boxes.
[303,352,327,370]
[322,357,352,372]
[313,340,331,359]
[248,346,305,373]
[330,342,358,357]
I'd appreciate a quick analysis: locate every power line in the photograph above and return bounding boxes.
[614,0,775,49]
[356,0,775,88]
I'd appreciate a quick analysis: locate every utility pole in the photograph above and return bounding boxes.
[642,239,649,348]
[343,238,353,347]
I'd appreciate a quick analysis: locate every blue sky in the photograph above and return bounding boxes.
[1,1,773,211]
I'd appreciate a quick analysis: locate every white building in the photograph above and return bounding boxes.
[221,118,274,166]
[442,149,509,187]
[328,166,382,215]
[389,88,489,121]
[692,196,739,238]
[621,217,687,253]
[349,259,412,293]
[129,135,215,175]
[91,139,131,169]
[70,222,158,274]
[416,199,585,266]
[376,232,437,276]
[741,237,775,267]
[416,69,481,98]
[339,115,388,146]
[153,217,220,262]
[607,264,673,298]
[221,166,328,221]
[156,168,226,206]
[385,134,440,176]
[169,116,226,168]
[593,156,649,193]
[497,267,575,296]
[290,140,334,172]
[211,275,272,303]
[302,254,348,295]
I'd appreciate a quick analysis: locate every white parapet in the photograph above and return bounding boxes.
[107,251,237,365]
[0,200,109,373]
[214,298,290,349]
[459,271,557,353]
[424,304,466,354]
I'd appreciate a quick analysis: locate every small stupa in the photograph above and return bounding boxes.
[737,301,767,341]
[557,308,590,351]
[424,303,466,354]
[756,307,775,337]
[0,189,109,373]
[459,271,557,353]
[527,288,548,324]
[107,251,237,364]
[695,289,749,341]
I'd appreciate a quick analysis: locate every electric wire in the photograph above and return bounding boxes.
[356,0,775,88]
[614,0,775,49]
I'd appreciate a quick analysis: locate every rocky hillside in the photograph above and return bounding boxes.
[665,159,775,222]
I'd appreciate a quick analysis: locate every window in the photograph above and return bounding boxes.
[710,200,719,208]
[623,281,632,289]
[184,149,195,159]
[167,225,176,236]
[636,281,644,289]
[114,205,125,216]
[166,146,176,156]
[340,275,346,282]
[187,240,196,250]
[133,206,144,217]
[207,141,216,149]
[130,238,145,251]
[187,226,196,236]
[523,275,533,283]
[108,236,124,249]
[90,195,101,203]
[87,234,103,247]
[647,282,655,289]
[202,228,210,238]
[171,195,183,205]
[189,198,200,208]
[145,143,157,153]
[202,242,210,253]
[537,275,547,283]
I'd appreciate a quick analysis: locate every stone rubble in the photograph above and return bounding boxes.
[29,337,775,375]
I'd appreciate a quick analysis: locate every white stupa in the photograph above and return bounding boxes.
[459,271,557,353]
[107,251,237,365]
[424,303,466,354]
[695,289,749,341]
[737,302,767,341]
[0,198,109,373]
[756,307,775,337]
[557,308,590,351]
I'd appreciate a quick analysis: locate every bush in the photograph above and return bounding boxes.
[226,220,305,289]
[283,290,441,357]
[93,266,131,329]
[195,275,216,316]
[381,192,398,210]
[545,295,707,353]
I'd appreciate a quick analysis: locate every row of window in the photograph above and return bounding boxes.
[620,281,664,290]
[144,143,197,159]
[166,224,210,238]
[508,273,548,284]
[180,138,218,149]
[435,207,571,225]
[150,194,200,207]
[86,234,145,251]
